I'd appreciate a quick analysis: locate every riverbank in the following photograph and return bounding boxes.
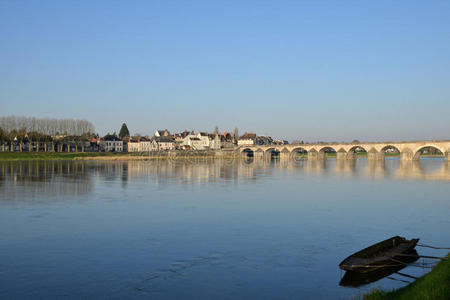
[0,151,441,161]
[78,154,237,161]
[0,152,136,161]
[362,253,450,300]
[0,152,239,161]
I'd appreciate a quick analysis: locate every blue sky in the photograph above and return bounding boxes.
[1,0,449,141]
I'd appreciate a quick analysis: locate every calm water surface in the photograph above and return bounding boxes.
[1,158,449,299]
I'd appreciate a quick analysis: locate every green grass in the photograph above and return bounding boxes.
[362,253,450,300]
[0,152,131,161]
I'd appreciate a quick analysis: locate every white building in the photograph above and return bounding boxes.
[100,135,123,152]
[128,137,154,152]
[197,132,211,149]
[181,132,214,150]
[181,133,198,149]
[155,137,175,150]
[128,142,139,152]
[210,134,221,150]
[237,133,256,146]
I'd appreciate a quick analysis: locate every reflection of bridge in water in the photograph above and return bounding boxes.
[240,140,450,161]
[242,157,450,181]
[121,158,450,184]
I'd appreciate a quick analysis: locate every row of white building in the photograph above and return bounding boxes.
[100,130,286,153]
[101,131,223,153]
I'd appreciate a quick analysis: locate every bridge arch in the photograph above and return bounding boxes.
[265,147,280,160]
[348,145,368,153]
[381,145,401,153]
[291,147,308,153]
[413,145,446,160]
[318,146,337,153]
[290,147,308,160]
[241,148,254,158]
[346,145,368,159]
[371,145,400,160]
[318,146,337,159]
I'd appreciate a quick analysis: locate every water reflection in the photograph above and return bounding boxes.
[1,158,449,201]
[0,158,449,299]
[0,161,93,200]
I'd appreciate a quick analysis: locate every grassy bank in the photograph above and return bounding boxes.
[362,253,450,300]
[0,152,133,161]
[0,152,240,161]
[1,151,441,162]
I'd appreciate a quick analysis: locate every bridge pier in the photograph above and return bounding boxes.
[346,152,356,160]
[336,150,347,160]
[400,150,414,161]
[367,151,376,160]
[280,151,290,162]
[254,151,264,160]
[367,150,384,160]
[318,151,327,160]
[308,150,318,160]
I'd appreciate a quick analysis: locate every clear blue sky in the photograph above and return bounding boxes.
[1,0,449,141]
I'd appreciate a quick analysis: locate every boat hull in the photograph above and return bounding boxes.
[339,236,419,273]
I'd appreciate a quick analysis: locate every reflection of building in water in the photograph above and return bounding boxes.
[0,161,93,201]
[2,159,448,201]
[90,158,290,187]
[115,157,449,185]
[94,162,128,182]
[122,159,259,186]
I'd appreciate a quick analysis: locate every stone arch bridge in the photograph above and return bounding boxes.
[239,140,450,161]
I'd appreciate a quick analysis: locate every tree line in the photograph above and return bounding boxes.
[0,116,95,152]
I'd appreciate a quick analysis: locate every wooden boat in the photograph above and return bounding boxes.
[339,236,419,273]
[339,249,419,287]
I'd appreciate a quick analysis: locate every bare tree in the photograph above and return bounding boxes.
[233,127,239,144]
[0,116,95,152]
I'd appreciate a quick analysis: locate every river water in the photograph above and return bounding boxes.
[1,158,449,299]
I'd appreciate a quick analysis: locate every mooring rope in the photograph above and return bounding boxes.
[393,253,447,260]
[387,276,411,284]
[389,257,435,268]
[395,272,418,279]
[417,243,450,250]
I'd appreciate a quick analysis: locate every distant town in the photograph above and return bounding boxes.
[1,116,446,160]
[0,116,288,153]
[97,128,288,153]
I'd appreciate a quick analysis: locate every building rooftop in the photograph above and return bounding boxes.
[239,133,257,140]
[103,135,122,141]
[154,136,174,143]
